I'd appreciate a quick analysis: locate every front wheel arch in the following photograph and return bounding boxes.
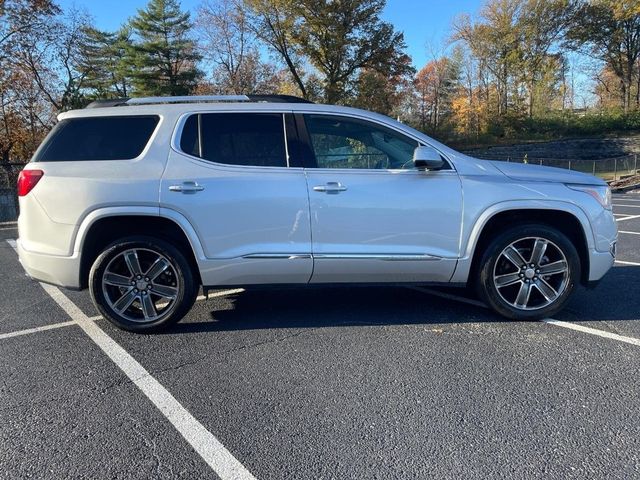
[467,209,590,289]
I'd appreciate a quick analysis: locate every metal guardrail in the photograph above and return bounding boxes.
[469,153,639,181]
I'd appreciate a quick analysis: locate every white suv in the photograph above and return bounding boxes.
[16,95,617,331]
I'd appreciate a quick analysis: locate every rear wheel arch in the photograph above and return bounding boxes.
[79,214,202,289]
[468,208,591,287]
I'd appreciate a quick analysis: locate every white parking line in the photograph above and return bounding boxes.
[411,286,640,348]
[616,259,640,266]
[0,315,103,341]
[616,214,640,222]
[5,239,256,480]
[619,230,640,235]
[0,321,76,340]
[197,288,245,301]
[543,319,640,347]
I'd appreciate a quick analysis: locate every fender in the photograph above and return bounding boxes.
[72,206,207,262]
[450,199,594,284]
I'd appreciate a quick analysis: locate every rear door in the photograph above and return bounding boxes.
[300,113,463,283]
[161,111,313,286]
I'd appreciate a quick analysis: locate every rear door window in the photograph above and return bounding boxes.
[34,115,159,162]
[179,113,288,168]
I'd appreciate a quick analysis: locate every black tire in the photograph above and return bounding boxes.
[476,224,581,321]
[89,236,198,332]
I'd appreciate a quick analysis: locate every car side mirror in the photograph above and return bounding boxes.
[413,146,444,170]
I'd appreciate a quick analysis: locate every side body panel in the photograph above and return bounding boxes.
[306,169,463,283]
[160,150,313,286]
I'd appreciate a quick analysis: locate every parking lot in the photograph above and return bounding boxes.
[1,192,639,479]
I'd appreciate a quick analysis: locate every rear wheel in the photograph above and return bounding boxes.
[89,236,198,332]
[476,224,581,320]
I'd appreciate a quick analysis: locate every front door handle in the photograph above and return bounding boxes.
[169,181,205,194]
[313,182,348,194]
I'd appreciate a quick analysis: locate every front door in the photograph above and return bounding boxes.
[301,113,463,283]
[161,111,313,286]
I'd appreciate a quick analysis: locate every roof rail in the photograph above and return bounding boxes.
[126,95,251,105]
[85,98,130,108]
[246,94,313,104]
[84,94,314,109]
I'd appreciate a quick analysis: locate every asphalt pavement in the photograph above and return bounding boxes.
[1,193,639,479]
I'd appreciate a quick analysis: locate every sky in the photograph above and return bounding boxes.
[57,0,483,68]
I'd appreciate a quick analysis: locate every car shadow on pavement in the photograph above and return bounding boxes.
[166,285,507,334]
[560,266,640,323]
[163,266,640,334]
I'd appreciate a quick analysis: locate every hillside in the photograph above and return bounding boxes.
[463,134,640,161]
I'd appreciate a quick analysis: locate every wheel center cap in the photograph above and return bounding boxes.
[524,268,536,279]
[136,279,149,291]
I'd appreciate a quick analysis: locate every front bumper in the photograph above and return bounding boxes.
[17,238,81,289]
[587,246,615,283]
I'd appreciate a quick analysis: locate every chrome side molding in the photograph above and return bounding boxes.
[241,253,441,261]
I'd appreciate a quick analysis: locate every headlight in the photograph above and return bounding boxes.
[567,184,612,210]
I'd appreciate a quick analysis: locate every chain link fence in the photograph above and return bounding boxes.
[0,163,25,222]
[470,153,639,181]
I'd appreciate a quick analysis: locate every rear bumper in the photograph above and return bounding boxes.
[17,238,81,289]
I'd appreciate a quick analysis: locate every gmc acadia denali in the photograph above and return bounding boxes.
[16,95,617,331]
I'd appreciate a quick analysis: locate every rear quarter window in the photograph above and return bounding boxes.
[33,115,160,162]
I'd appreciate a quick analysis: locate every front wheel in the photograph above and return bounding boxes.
[89,236,198,332]
[476,224,581,321]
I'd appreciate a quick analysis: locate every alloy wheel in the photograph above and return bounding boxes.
[101,248,181,323]
[492,237,570,311]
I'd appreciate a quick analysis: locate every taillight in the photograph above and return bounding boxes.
[17,169,44,197]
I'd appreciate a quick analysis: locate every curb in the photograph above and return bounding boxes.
[611,183,640,193]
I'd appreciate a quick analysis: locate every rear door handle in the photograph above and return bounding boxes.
[313,182,348,194]
[169,181,205,193]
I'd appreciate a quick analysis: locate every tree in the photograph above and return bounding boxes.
[414,56,460,133]
[454,0,523,117]
[129,0,201,96]
[0,0,58,166]
[244,0,412,103]
[243,0,309,98]
[566,0,640,113]
[77,26,134,98]
[518,0,572,116]
[196,0,279,94]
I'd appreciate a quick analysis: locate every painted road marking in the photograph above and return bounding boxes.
[619,230,640,235]
[411,286,640,348]
[543,319,640,347]
[0,321,76,340]
[616,259,640,266]
[0,316,102,341]
[38,283,257,480]
[616,214,640,222]
[5,239,257,480]
[197,288,245,301]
